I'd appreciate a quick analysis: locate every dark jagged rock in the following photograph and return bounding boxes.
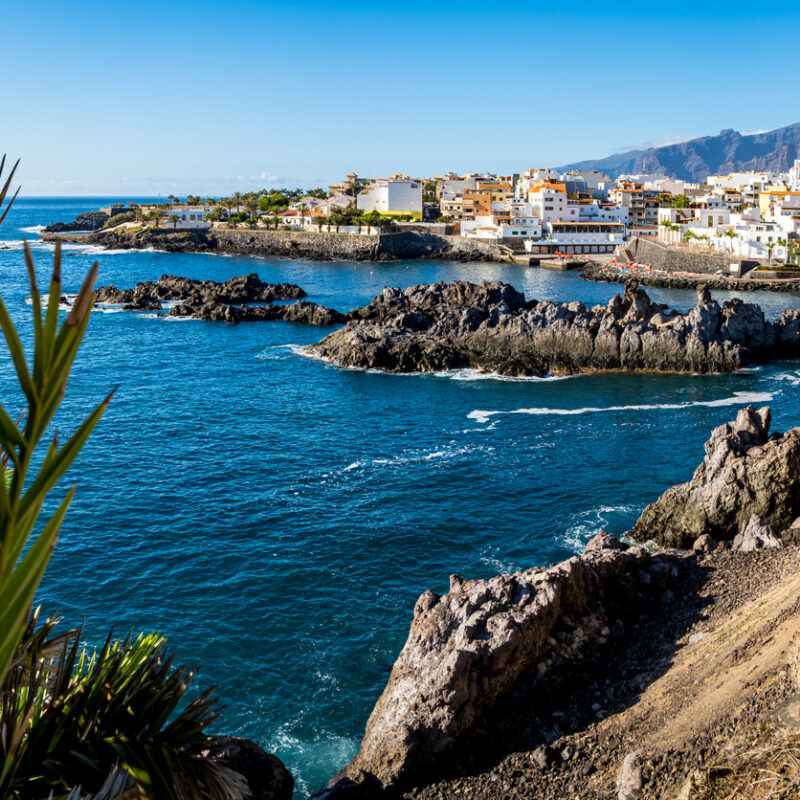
[93,273,346,324]
[310,280,800,376]
[44,210,109,232]
[631,406,800,548]
[314,533,672,793]
[208,736,293,800]
[95,273,305,307]
[167,299,345,325]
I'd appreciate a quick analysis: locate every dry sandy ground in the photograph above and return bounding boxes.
[398,546,800,800]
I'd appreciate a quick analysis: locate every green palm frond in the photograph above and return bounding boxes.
[2,619,247,800]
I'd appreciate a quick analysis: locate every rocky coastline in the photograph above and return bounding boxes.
[308,279,800,376]
[582,261,800,294]
[41,225,500,262]
[307,407,800,800]
[93,273,345,324]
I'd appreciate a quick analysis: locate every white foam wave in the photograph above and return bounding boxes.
[468,391,775,424]
[264,728,358,796]
[479,545,521,575]
[256,344,298,361]
[19,225,45,233]
[774,371,800,387]
[441,368,576,383]
[560,503,639,554]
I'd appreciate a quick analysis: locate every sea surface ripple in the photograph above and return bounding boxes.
[2,197,800,795]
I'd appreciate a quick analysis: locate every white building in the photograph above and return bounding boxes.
[790,159,800,191]
[528,181,569,222]
[540,221,627,253]
[145,205,212,229]
[357,179,423,213]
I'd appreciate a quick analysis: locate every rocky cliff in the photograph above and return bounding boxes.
[315,532,678,795]
[309,280,800,376]
[312,409,800,800]
[631,405,800,549]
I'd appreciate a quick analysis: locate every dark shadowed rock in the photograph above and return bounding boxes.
[93,274,346,324]
[631,406,800,548]
[96,273,306,307]
[167,299,345,324]
[310,280,799,376]
[208,736,293,800]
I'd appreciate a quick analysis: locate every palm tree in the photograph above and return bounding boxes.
[169,214,179,229]
[776,237,788,262]
[298,203,307,227]
[683,230,696,247]
[724,228,740,254]
[232,192,244,214]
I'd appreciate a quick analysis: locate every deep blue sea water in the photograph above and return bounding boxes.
[2,197,800,795]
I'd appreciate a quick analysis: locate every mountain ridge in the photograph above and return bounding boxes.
[558,123,800,182]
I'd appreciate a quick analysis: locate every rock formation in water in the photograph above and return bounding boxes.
[314,532,684,795]
[167,299,345,325]
[631,405,800,548]
[95,273,306,308]
[93,273,343,324]
[310,280,800,376]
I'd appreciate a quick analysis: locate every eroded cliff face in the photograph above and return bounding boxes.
[631,406,800,549]
[313,533,684,795]
[312,409,800,800]
[310,280,800,376]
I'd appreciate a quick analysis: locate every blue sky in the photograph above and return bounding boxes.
[4,0,799,195]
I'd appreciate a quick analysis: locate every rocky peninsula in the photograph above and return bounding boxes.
[93,273,345,324]
[308,407,800,800]
[309,279,800,376]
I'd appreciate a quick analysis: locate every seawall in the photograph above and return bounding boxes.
[40,228,502,263]
[210,229,501,262]
[623,236,758,274]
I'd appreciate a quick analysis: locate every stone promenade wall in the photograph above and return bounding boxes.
[624,237,758,275]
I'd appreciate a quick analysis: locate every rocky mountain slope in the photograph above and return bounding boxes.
[559,122,800,181]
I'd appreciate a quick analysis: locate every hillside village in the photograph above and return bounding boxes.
[90,159,800,267]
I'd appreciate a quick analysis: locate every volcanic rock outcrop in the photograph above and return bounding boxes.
[44,210,109,232]
[93,273,343,324]
[167,299,345,325]
[631,405,800,548]
[310,280,800,376]
[315,532,683,794]
[95,273,305,308]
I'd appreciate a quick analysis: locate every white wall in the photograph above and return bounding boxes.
[357,181,423,212]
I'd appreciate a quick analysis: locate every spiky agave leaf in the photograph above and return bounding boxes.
[1,621,248,800]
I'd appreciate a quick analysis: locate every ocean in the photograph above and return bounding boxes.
[2,197,799,796]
